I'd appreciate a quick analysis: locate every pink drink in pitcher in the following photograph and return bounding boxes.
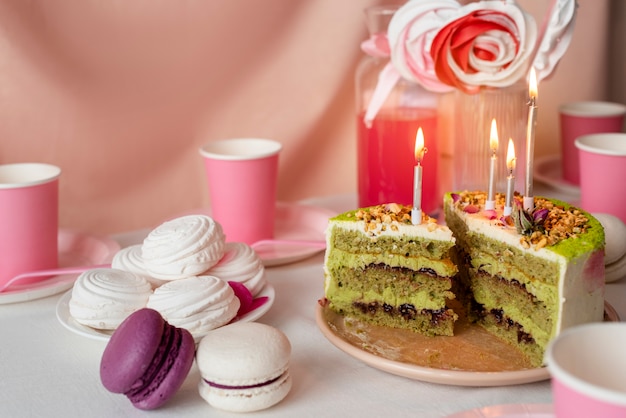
[357,107,439,214]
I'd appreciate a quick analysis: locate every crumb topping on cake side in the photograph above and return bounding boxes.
[335,203,442,234]
[449,191,604,256]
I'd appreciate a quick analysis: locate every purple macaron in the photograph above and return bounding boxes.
[100,308,195,410]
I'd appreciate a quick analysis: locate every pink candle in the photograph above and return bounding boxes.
[411,128,425,225]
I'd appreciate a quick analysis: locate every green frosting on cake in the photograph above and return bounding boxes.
[545,199,605,258]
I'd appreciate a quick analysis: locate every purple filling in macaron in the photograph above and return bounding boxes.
[204,373,284,390]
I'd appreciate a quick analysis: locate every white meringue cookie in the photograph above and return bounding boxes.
[147,275,240,341]
[207,242,266,296]
[69,268,152,330]
[142,215,226,280]
[111,244,166,288]
[605,254,626,284]
[592,213,626,265]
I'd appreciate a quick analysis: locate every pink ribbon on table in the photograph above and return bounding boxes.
[360,33,401,128]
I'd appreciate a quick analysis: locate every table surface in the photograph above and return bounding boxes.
[1,189,624,418]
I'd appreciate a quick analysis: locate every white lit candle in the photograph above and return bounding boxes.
[524,67,538,211]
[504,138,516,216]
[411,128,426,225]
[485,119,499,210]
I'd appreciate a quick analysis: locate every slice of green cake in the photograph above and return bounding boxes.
[323,204,458,336]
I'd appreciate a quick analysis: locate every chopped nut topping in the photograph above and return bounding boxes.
[453,191,590,249]
[352,204,438,234]
[387,203,402,214]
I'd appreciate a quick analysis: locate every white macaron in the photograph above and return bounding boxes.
[196,322,292,412]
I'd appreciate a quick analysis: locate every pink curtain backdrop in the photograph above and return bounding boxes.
[0,0,611,235]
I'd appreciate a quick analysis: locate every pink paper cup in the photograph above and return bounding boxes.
[0,163,61,287]
[545,323,626,418]
[560,101,626,185]
[575,133,626,223]
[199,139,282,245]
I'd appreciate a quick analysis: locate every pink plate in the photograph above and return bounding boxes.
[446,403,554,418]
[316,302,620,387]
[0,230,119,304]
[534,155,580,197]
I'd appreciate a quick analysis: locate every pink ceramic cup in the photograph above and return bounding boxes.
[560,101,626,185]
[575,133,626,223]
[545,323,626,418]
[199,139,282,245]
[0,163,61,287]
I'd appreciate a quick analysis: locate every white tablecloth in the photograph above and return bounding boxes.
[1,191,624,418]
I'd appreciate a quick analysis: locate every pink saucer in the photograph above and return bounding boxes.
[446,403,554,418]
[534,155,580,197]
[0,230,120,304]
[254,202,334,266]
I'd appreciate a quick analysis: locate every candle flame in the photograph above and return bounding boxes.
[489,119,498,152]
[414,127,425,163]
[529,67,538,99]
[506,138,516,172]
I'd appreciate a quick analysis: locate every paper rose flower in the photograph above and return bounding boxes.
[388,0,547,94]
[430,2,537,94]
[533,0,577,81]
[387,0,460,93]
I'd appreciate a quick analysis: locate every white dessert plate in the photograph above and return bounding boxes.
[315,301,619,387]
[183,202,335,267]
[533,155,580,197]
[56,283,276,342]
[0,230,120,305]
[446,403,554,418]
